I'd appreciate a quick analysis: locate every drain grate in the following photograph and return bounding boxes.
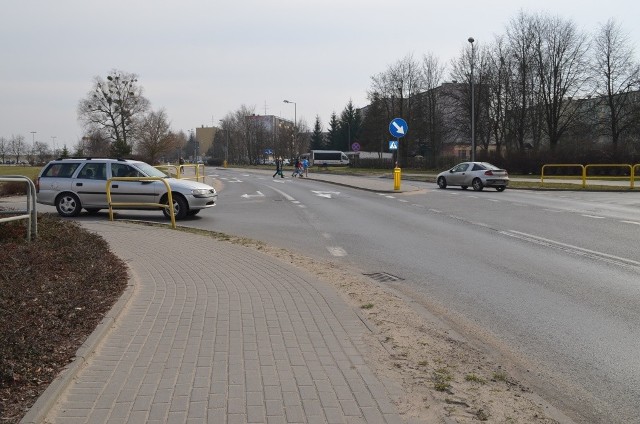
[363,272,404,283]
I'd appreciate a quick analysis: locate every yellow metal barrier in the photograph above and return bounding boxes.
[541,163,640,189]
[585,164,634,189]
[393,167,401,191]
[541,164,585,188]
[156,163,205,182]
[106,176,176,229]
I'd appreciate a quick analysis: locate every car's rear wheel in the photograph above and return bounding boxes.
[496,186,506,192]
[472,178,484,191]
[56,193,82,217]
[162,194,188,220]
[437,176,447,189]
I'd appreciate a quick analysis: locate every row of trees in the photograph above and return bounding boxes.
[348,12,640,168]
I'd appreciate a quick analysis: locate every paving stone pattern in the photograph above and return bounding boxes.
[42,221,402,424]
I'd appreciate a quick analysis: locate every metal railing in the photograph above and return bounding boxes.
[156,163,205,182]
[106,176,176,229]
[0,176,37,241]
[541,164,639,189]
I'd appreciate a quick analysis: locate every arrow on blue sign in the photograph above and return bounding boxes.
[389,118,408,138]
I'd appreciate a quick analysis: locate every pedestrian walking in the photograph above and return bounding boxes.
[272,158,285,178]
[302,157,309,177]
[292,158,302,177]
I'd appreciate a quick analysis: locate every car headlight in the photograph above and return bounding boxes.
[191,188,212,197]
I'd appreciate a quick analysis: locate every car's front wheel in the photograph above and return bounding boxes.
[162,194,188,220]
[437,176,447,189]
[472,178,484,191]
[56,193,82,217]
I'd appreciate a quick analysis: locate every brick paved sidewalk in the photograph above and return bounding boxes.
[24,221,402,424]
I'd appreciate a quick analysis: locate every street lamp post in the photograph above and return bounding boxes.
[468,37,475,162]
[283,100,296,156]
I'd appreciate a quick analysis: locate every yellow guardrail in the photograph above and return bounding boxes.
[541,163,639,189]
[106,176,176,229]
[585,164,634,189]
[541,164,586,188]
[0,176,37,241]
[156,163,205,182]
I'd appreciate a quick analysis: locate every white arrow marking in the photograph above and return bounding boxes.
[327,247,347,257]
[312,190,340,198]
[392,121,405,135]
[241,191,264,199]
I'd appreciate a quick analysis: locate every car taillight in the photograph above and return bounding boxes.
[35,177,40,193]
[484,170,493,176]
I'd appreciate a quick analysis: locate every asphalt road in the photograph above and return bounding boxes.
[201,169,640,424]
[11,169,640,423]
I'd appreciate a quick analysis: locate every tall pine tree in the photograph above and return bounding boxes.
[310,115,325,150]
[327,112,341,150]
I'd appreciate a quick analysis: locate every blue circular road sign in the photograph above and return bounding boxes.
[389,118,408,138]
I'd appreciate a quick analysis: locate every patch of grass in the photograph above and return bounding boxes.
[465,373,486,384]
[361,303,374,309]
[493,371,508,382]
[433,367,453,392]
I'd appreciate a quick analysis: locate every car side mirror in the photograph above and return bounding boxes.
[449,170,454,173]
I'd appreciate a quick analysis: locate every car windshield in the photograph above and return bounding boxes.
[134,162,168,178]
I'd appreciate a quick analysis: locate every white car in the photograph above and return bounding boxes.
[36,158,217,219]
[436,162,509,191]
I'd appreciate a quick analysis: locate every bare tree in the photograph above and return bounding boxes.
[0,137,7,163]
[367,55,423,165]
[136,109,176,163]
[449,41,492,155]
[9,135,26,164]
[532,14,590,150]
[485,36,515,157]
[415,53,446,166]
[591,18,640,153]
[506,11,539,152]
[77,69,150,157]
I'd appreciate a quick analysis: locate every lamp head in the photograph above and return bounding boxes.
[468,37,474,44]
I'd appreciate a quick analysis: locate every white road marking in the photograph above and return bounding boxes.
[581,214,605,219]
[327,247,347,257]
[268,186,295,201]
[385,195,395,199]
[312,190,340,198]
[621,220,640,226]
[501,230,640,267]
[398,199,409,203]
[241,191,264,199]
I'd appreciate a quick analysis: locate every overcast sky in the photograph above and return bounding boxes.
[2,0,639,150]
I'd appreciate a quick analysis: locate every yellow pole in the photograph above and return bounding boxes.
[394,166,401,191]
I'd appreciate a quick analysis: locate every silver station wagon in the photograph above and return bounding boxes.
[36,158,217,219]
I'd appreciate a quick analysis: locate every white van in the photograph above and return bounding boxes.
[302,150,349,167]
